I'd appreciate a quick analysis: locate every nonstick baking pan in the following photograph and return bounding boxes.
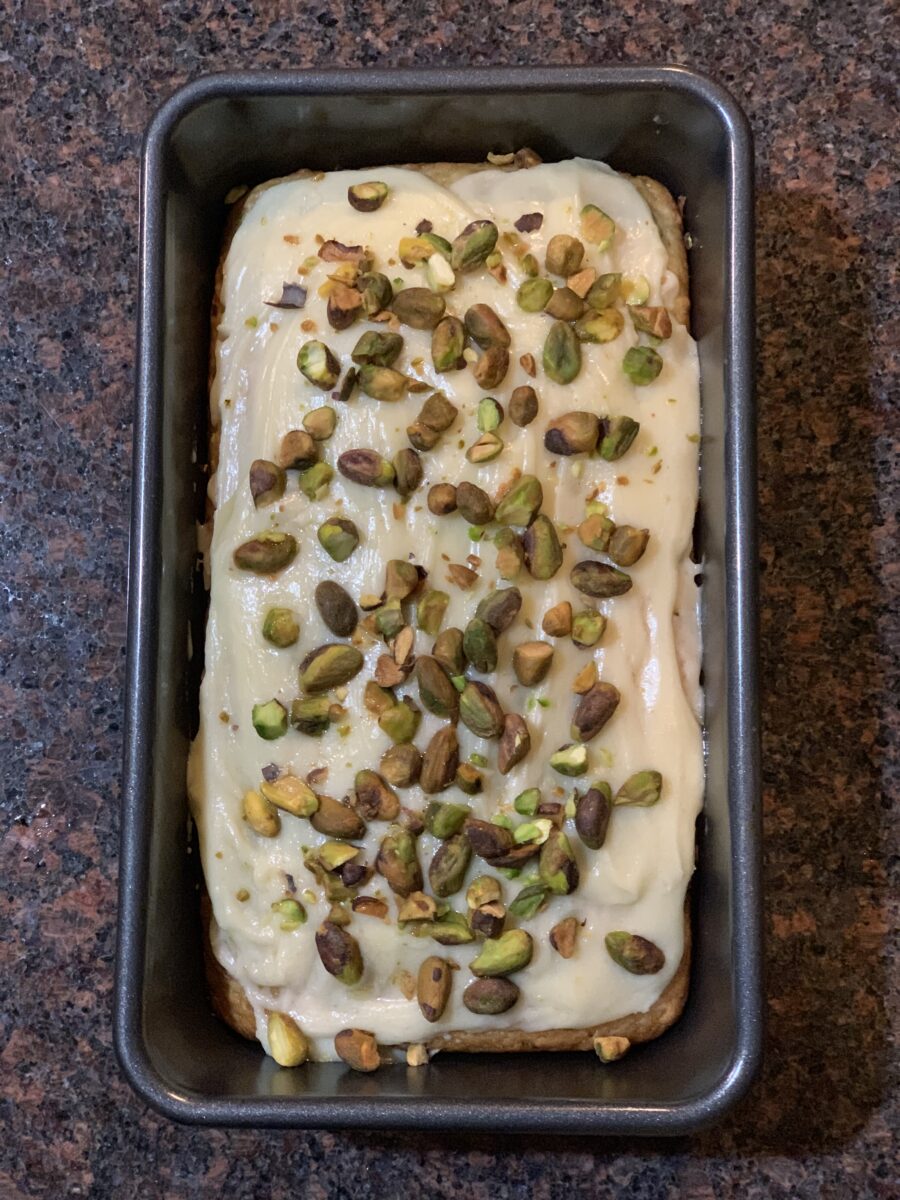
[116,66,761,1133]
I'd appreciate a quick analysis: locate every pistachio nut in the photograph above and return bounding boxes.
[317,841,360,871]
[421,231,453,258]
[358,363,408,403]
[498,713,531,775]
[310,793,366,841]
[464,817,515,861]
[513,788,542,816]
[521,252,540,275]
[429,834,472,897]
[432,627,466,676]
[262,607,300,648]
[260,774,319,818]
[315,920,363,986]
[380,743,422,788]
[447,562,478,590]
[578,512,615,553]
[586,272,622,310]
[544,411,600,456]
[571,610,606,649]
[456,481,495,526]
[549,742,588,777]
[608,525,650,567]
[567,266,597,298]
[523,514,563,580]
[418,391,459,433]
[335,366,358,404]
[414,911,475,946]
[630,305,672,340]
[352,895,389,919]
[353,770,400,821]
[391,287,446,330]
[290,695,332,736]
[423,800,470,839]
[472,346,510,390]
[456,762,483,794]
[539,828,579,895]
[299,461,334,500]
[542,320,581,385]
[371,598,404,640]
[574,307,625,344]
[459,681,505,739]
[351,330,403,368]
[431,314,466,372]
[415,589,449,638]
[575,783,612,849]
[348,180,389,211]
[413,656,457,720]
[470,928,533,977]
[605,930,665,974]
[233,531,298,575]
[450,219,498,272]
[378,697,422,744]
[489,841,543,870]
[516,276,553,312]
[541,600,573,637]
[476,397,504,434]
[393,447,423,498]
[252,696,286,739]
[508,385,539,428]
[314,580,357,637]
[425,252,456,293]
[594,1035,631,1062]
[316,516,359,563]
[334,1028,380,1072]
[622,345,663,385]
[304,850,351,902]
[420,724,460,794]
[495,475,543,527]
[463,976,520,1015]
[299,643,364,693]
[614,770,663,807]
[571,681,621,742]
[242,789,281,837]
[466,876,502,910]
[463,618,498,674]
[427,484,457,516]
[598,414,641,461]
[338,449,395,488]
[572,660,598,693]
[375,824,423,897]
[417,956,453,1023]
[397,891,437,922]
[570,561,632,599]
[249,459,287,507]
[508,882,550,919]
[398,235,436,267]
[297,339,340,389]
[407,424,440,453]
[326,282,362,331]
[466,430,504,463]
[512,641,554,687]
[580,204,616,249]
[545,286,586,322]
[383,559,422,602]
[267,1012,309,1067]
[359,272,394,316]
[464,303,511,349]
[549,915,579,959]
[495,529,525,580]
[545,234,584,277]
[475,586,523,634]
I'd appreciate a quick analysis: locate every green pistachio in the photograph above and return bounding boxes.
[475,586,523,634]
[260,774,319,818]
[571,610,607,649]
[604,930,665,974]
[523,514,563,580]
[371,598,403,640]
[466,431,504,463]
[431,315,467,372]
[242,789,280,837]
[301,407,338,445]
[630,305,672,339]
[391,287,446,330]
[290,695,332,736]
[455,762,483,794]
[399,235,436,267]
[539,828,579,894]
[359,272,393,316]
[476,396,504,433]
[375,824,423,897]
[424,800,471,839]
[314,580,357,637]
[623,275,651,305]
[297,340,340,389]
[315,920,363,985]
[337,449,395,487]
[317,842,360,871]
[498,713,531,775]
[262,607,300,647]
[412,911,475,946]
[608,525,650,567]
[580,204,616,249]
[380,743,422,788]
[299,643,364,693]
[598,415,641,461]
[577,513,615,553]
[416,655,460,720]
[586,272,622,310]
[358,363,408,403]
[299,461,334,500]
[508,882,551,919]
[494,475,543,527]
[470,928,533,977]
[383,559,421,601]
[351,330,403,368]
[432,626,466,676]
[521,252,539,277]
[472,346,510,390]
[575,783,612,849]
[463,618,498,674]
[512,641,554,686]
[545,234,584,277]
[570,561,632,598]
[622,345,663,385]
[544,411,601,456]
[550,743,588,777]
[513,788,542,817]
[516,277,553,312]
[543,321,581,384]
[466,876,502,910]
[249,459,286,507]
[267,1012,309,1066]
[571,681,621,742]
[545,286,585,321]
[450,220,498,272]
[459,681,505,740]
[425,253,456,293]
[349,770,399,822]
[317,516,359,562]
[574,307,625,343]
[417,955,453,1023]
[416,589,449,636]
[422,232,453,258]
[465,303,511,349]
[615,770,663,807]
[428,834,472,897]
[348,180,389,211]
[233,532,298,575]
[378,697,421,744]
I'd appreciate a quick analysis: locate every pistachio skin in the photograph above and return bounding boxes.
[614,770,663,807]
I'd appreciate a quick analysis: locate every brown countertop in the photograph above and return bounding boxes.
[1,1,896,1195]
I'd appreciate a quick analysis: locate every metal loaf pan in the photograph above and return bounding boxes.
[116,66,761,1133]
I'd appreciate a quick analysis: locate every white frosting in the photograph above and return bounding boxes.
[188,159,703,1060]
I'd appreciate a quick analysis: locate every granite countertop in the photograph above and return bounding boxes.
[1,1,896,1195]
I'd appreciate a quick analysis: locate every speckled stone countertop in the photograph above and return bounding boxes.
[1,1,897,1195]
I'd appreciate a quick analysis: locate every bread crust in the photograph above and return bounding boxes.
[201,153,693,1056]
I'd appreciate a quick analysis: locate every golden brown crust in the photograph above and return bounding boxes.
[201,152,693,1056]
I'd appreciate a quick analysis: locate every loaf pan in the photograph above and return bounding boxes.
[116,65,761,1133]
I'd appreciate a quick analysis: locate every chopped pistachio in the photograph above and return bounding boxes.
[252,699,288,741]
[623,345,663,385]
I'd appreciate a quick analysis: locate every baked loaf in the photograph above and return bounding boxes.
[189,151,703,1069]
